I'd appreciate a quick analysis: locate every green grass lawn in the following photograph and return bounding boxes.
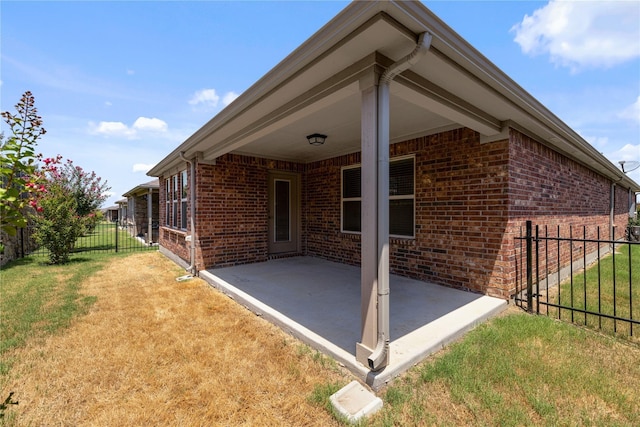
[1,221,156,376]
[0,254,109,376]
[1,221,154,378]
[28,221,155,260]
[73,222,155,253]
[546,243,639,339]
[367,312,640,426]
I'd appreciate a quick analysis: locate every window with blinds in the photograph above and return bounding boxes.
[341,156,415,238]
[172,175,178,228]
[389,157,414,236]
[342,166,362,232]
[180,170,188,230]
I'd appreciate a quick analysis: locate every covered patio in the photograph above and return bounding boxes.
[200,256,506,389]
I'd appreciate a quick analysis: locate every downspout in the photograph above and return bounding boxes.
[147,187,153,245]
[610,182,615,241]
[368,32,432,371]
[610,171,626,242]
[180,152,197,275]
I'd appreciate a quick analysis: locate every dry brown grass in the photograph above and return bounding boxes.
[2,252,348,426]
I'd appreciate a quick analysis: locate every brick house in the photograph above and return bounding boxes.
[121,179,159,244]
[102,205,119,222]
[148,1,638,369]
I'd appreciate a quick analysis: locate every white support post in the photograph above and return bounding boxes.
[356,77,379,367]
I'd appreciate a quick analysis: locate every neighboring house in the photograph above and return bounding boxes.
[121,179,160,244]
[115,199,127,226]
[102,205,119,222]
[148,1,639,368]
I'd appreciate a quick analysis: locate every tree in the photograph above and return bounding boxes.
[30,156,110,263]
[51,159,110,217]
[0,91,47,235]
[31,181,84,264]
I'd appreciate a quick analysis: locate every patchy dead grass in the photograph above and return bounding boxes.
[2,252,348,426]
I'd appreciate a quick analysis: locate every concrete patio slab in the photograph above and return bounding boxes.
[199,256,506,390]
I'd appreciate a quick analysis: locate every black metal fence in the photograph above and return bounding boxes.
[14,221,157,259]
[514,221,639,338]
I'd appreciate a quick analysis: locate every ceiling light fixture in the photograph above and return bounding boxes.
[306,133,327,146]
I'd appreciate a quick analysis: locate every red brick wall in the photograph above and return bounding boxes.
[305,128,629,298]
[305,153,362,266]
[614,185,630,231]
[502,130,630,297]
[401,130,510,295]
[159,127,631,299]
[306,128,511,295]
[193,154,305,270]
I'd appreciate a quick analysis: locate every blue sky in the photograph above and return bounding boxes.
[2,1,639,208]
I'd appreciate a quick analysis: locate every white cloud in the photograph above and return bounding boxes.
[132,163,155,173]
[132,117,168,132]
[511,0,640,72]
[90,116,168,139]
[189,88,239,110]
[189,88,220,108]
[92,121,136,138]
[126,69,135,75]
[223,91,239,106]
[619,96,640,124]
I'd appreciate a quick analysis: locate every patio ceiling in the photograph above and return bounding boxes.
[232,82,457,163]
[183,11,507,164]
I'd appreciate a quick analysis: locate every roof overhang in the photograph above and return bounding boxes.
[122,179,160,198]
[148,0,639,191]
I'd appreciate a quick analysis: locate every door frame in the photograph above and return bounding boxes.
[267,171,301,255]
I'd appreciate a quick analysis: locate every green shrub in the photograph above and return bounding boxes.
[32,183,85,264]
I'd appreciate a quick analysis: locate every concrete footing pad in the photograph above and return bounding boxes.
[330,381,383,423]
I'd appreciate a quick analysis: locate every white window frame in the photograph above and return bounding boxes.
[180,170,188,230]
[165,178,171,226]
[340,164,362,234]
[172,175,178,228]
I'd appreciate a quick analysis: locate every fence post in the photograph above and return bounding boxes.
[20,227,25,258]
[526,220,533,312]
[535,224,540,315]
[115,220,119,253]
